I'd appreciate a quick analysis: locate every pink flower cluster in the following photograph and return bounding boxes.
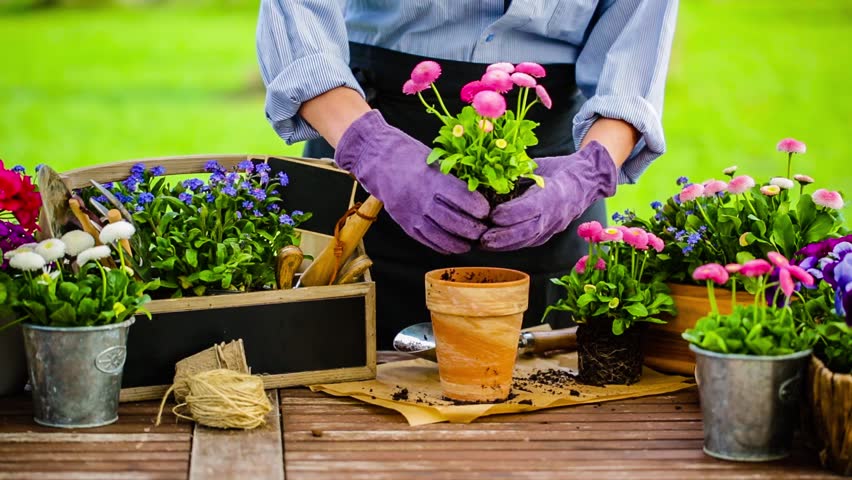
[675,172,844,208]
[577,221,665,252]
[403,60,553,119]
[693,252,814,298]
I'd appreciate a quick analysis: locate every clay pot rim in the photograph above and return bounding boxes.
[425,267,529,288]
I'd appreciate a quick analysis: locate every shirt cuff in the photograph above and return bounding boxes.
[573,95,666,184]
[264,53,365,144]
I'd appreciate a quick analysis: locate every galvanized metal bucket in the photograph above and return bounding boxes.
[22,317,135,428]
[691,344,811,461]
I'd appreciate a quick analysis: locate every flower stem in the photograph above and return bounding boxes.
[707,280,718,314]
[695,201,715,232]
[430,84,452,117]
[731,277,737,311]
[416,92,449,124]
[786,152,792,179]
[743,192,759,217]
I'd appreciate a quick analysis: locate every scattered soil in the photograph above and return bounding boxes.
[310,429,323,438]
[438,268,501,284]
[513,368,579,396]
[518,399,533,405]
[391,387,409,401]
[576,320,645,386]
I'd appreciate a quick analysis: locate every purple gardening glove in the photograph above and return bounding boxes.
[335,110,490,254]
[481,141,618,251]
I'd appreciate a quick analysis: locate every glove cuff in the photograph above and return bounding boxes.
[333,109,388,173]
[580,141,618,199]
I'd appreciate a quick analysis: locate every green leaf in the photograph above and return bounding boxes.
[185,249,198,268]
[426,148,447,165]
[612,319,626,335]
[48,303,76,325]
[770,213,796,256]
[624,303,648,317]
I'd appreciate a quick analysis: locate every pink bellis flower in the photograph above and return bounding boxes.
[480,70,514,94]
[703,179,728,197]
[739,259,772,277]
[727,175,756,194]
[402,79,429,95]
[486,62,515,74]
[679,183,705,202]
[472,90,507,119]
[575,255,607,274]
[760,185,781,197]
[577,220,603,242]
[477,119,494,133]
[410,61,442,84]
[515,62,546,78]
[725,263,742,274]
[813,189,845,210]
[510,72,537,88]
[768,251,815,298]
[647,233,665,253]
[460,80,488,103]
[777,137,806,178]
[769,177,795,190]
[535,85,552,109]
[598,227,623,242]
[693,263,729,314]
[623,227,650,250]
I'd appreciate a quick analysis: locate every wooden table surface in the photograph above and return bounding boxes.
[0,353,839,480]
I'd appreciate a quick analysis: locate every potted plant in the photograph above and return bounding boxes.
[404,61,549,206]
[425,266,529,403]
[682,252,817,461]
[544,221,675,385]
[1,223,155,428]
[86,160,311,297]
[0,162,41,396]
[626,138,847,373]
[795,235,852,475]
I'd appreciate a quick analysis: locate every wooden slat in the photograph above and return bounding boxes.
[189,389,284,480]
[284,439,706,452]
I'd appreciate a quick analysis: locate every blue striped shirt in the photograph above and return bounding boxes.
[257,0,678,183]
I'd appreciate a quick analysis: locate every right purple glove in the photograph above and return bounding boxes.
[334,110,490,254]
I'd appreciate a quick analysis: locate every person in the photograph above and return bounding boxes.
[257,1,679,348]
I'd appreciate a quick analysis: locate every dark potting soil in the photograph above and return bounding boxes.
[438,268,500,284]
[391,387,409,401]
[576,320,645,386]
[479,178,534,209]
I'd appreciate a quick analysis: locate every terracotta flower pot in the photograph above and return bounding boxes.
[643,283,754,375]
[425,267,529,403]
[808,355,852,476]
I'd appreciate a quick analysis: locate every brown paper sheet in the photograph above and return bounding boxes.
[311,351,695,426]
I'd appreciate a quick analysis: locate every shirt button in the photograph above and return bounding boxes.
[485,33,495,42]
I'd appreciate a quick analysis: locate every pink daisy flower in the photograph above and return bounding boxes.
[577,221,603,242]
[410,61,442,85]
[535,85,552,109]
[813,189,844,210]
[727,175,756,194]
[402,79,429,95]
[574,255,607,274]
[486,62,515,74]
[703,179,727,197]
[480,70,513,94]
[623,227,649,250]
[679,183,705,202]
[647,233,665,253]
[692,263,729,285]
[460,80,488,103]
[477,119,494,133]
[739,259,772,277]
[598,227,623,242]
[515,62,546,78]
[510,72,537,88]
[725,263,742,274]
[472,90,507,119]
[793,174,814,184]
[776,138,806,154]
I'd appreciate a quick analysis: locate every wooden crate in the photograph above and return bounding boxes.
[59,154,376,402]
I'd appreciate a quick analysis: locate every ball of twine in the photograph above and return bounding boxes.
[156,369,272,430]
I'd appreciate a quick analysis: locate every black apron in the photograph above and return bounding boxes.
[305,43,607,348]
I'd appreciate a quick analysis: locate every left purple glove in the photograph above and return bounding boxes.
[481,141,618,251]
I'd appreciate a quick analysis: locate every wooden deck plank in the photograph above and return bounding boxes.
[188,389,284,480]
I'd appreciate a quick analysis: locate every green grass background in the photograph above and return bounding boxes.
[0,0,850,220]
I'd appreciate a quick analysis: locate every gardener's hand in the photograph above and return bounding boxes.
[335,110,490,254]
[481,141,618,251]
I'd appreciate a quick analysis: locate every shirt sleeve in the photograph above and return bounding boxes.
[256,0,365,144]
[573,0,679,184]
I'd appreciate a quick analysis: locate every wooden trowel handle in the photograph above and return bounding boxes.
[299,195,383,287]
[522,327,578,354]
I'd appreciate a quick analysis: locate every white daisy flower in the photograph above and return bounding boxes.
[61,230,96,256]
[4,245,35,259]
[99,221,136,244]
[722,165,738,175]
[9,252,46,272]
[769,177,795,190]
[77,245,112,266]
[34,239,67,263]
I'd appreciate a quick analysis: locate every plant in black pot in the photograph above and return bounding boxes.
[2,223,155,428]
[544,220,675,385]
[682,252,818,461]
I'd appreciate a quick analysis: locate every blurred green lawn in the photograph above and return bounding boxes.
[0,0,850,220]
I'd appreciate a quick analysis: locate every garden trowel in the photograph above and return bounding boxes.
[393,323,578,362]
